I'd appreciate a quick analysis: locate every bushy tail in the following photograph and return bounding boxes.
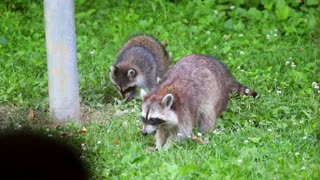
[229,81,258,98]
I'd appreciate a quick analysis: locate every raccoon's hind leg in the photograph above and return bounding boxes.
[197,111,217,134]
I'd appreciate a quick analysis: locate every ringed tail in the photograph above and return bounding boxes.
[230,81,258,98]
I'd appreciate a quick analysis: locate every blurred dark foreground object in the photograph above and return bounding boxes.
[0,130,88,180]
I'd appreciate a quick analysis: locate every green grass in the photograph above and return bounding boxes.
[0,0,319,179]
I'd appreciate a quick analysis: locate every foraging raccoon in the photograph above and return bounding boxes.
[109,34,171,101]
[140,54,257,149]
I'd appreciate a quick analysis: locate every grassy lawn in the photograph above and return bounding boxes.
[0,0,319,179]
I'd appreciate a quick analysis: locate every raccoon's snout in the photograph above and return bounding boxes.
[141,129,148,136]
[141,129,156,135]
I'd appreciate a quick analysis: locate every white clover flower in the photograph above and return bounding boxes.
[299,120,304,124]
[274,33,278,37]
[244,140,249,143]
[197,132,203,137]
[237,66,241,70]
[318,90,320,94]
[177,133,182,137]
[274,28,278,32]
[295,152,300,156]
[206,31,211,35]
[302,136,307,140]
[223,34,230,40]
[16,123,22,129]
[237,159,243,164]
[81,144,87,151]
[213,129,221,135]
[288,57,292,60]
[97,140,101,144]
[122,121,128,127]
[239,51,245,55]
[314,85,319,89]
[238,33,244,37]
[312,82,317,88]
[266,34,270,40]
[290,62,296,68]
[267,129,272,132]
[230,5,235,10]
[292,122,298,126]
[131,109,136,112]
[213,45,217,49]
[213,10,218,14]
[276,90,282,95]
[285,61,290,65]
[90,50,95,55]
[245,89,250,94]
[46,128,50,132]
[240,69,245,72]
[204,137,210,143]
[187,135,192,138]
[301,166,307,170]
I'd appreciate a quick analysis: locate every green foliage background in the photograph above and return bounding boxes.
[0,0,318,107]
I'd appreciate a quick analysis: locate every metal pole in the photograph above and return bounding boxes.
[44,0,80,123]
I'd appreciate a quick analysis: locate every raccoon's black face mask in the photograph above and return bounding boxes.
[109,65,138,101]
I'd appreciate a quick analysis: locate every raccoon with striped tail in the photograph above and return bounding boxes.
[140,54,257,149]
[109,34,171,101]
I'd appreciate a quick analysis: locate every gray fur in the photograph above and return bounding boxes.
[109,34,171,101]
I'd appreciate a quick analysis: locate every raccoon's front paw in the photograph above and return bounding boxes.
[163,142,171,150]
[155,144,162,149]
[159,140,172,150]
[155,141,164,149]
[155,144,170,151]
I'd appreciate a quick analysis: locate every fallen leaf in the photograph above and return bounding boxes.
[113,139,120,145]
[80,126,87,133]
[191,134,207,144]
[61,132,73,137]
[28,110,35,120]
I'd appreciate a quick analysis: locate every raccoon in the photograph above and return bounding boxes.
[109,34,171,101]
[140,54,257,149]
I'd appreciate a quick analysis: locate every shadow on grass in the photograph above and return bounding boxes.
[0,129,90,179]
[0,105,104,179]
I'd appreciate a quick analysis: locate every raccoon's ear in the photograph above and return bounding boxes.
[156,77,162,84]
[161,93,174,109]
[140,88,148,99]
[110,65,117,75]
[127,69,136,80]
